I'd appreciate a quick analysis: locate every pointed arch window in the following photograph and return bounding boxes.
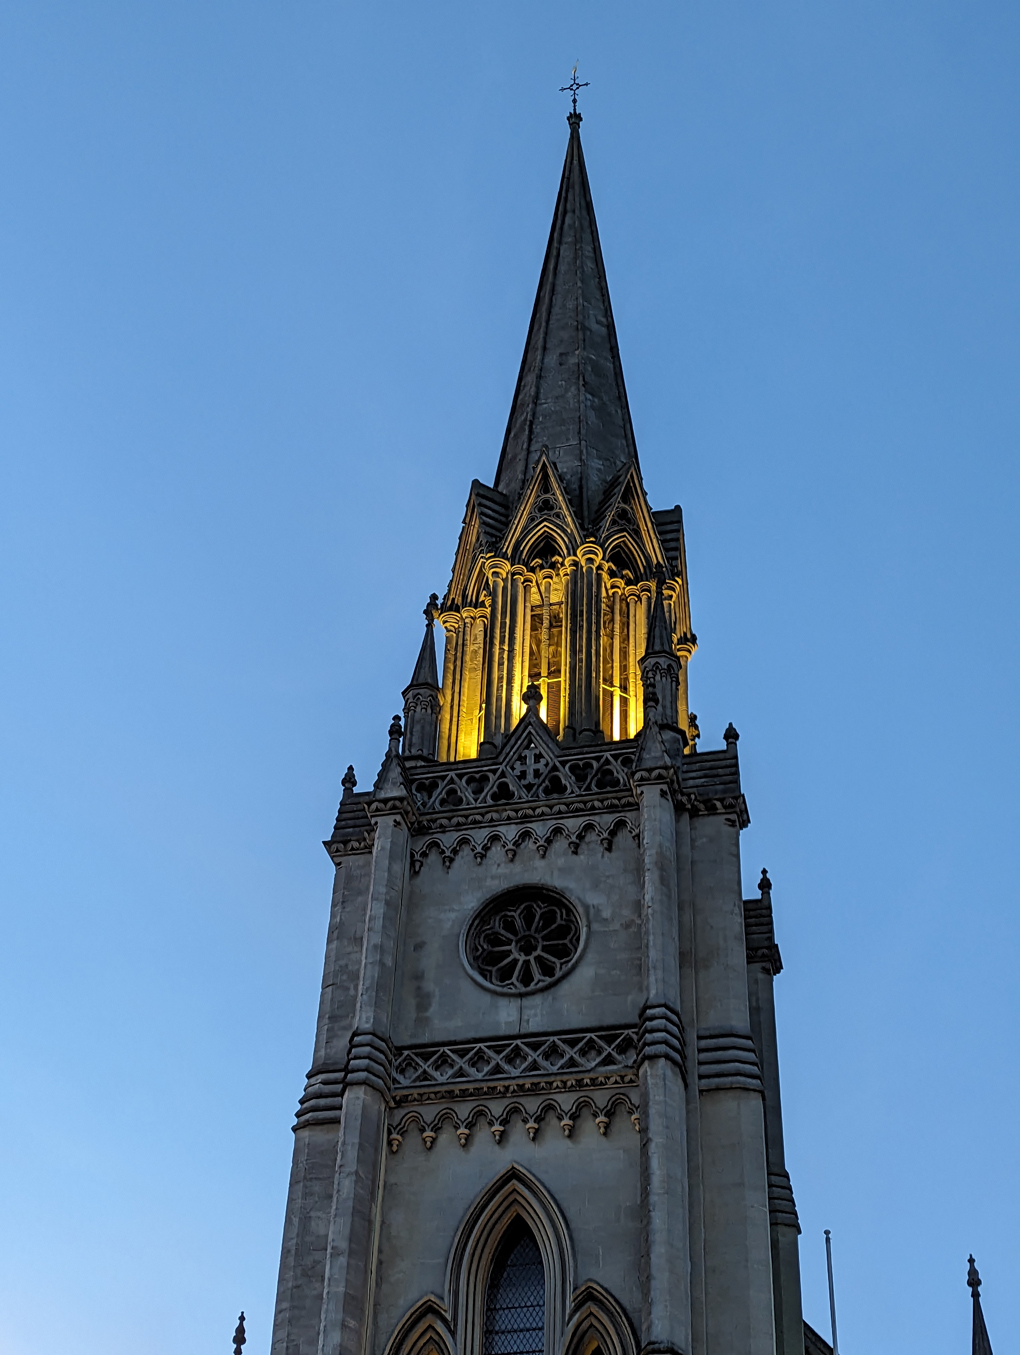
[482,1222,546,1355]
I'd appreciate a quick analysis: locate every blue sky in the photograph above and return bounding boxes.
[1,3,1017,1353]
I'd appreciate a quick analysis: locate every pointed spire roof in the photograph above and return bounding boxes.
[404,595,440,691]
[493,112,639,527]
[644,566,675,657]
[968,1257,994,1355]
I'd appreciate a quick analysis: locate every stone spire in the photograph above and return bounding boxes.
[493,111,639,527]
[968,1256,994,1355]
[402,595,442,762]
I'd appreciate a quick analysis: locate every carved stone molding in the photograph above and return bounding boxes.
[746,944,783,975]
[767,1168,801,1232]
[410,816,637,873]
[409,736,638,814]
[696,1028,764,1094]
[392,1027,637,1091]
[415,794,638,834]
[324,833,376,864]
[678,791,750,828]
[387,1092,640,1153]
[637,1002,687,1083]
[393,1070,640,1108]
[294,1028,394,1127]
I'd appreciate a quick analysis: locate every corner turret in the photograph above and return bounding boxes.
[401,595,442,763]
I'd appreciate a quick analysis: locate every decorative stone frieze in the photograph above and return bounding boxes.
[409,736,637,813]
[392,1027,638,1091]
[387,1092,640,1153]
[410,815,637,873]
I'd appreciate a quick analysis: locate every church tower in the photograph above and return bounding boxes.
[271,111,805,1355]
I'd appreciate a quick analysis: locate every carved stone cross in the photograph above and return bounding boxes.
[512,746,549,786]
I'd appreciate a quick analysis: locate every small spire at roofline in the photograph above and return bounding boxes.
[233,1313,246,1355]
[387,714,403,755]
[402,597,443,762]
[644,564,674,657]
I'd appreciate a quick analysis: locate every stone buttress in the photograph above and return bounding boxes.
[271,109,805,1355]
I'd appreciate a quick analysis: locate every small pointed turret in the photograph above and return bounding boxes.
[402,595,442,762]
[640,566,683,744]
[968,1256,994,1355]
[493,111,639,528]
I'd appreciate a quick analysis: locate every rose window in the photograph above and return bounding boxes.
[465,888,583,992]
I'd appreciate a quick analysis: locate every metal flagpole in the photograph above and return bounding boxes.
[824,1231,839,1355]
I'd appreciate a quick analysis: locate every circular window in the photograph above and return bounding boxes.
[463,887,584,993]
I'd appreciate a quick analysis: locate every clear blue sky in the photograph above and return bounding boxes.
[0,3,1017,1353]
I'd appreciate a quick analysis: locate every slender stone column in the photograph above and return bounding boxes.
[745,874,804,1355]
[317,788,412,1355]
[437,611,460,762]
[690,810,775,1355]
[575,541,604,742]
[519,577,532,722]
[560,556,577,741]
[456,609,482,760]
[636,582,652,730]
[480,560,508,755]
[626,587,641,736]
[503,565,527,733]
[539,572,553,715]
[633,747,691,1355]
[609,579,624,740]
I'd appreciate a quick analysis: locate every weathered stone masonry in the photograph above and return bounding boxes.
[271,109,807,1355]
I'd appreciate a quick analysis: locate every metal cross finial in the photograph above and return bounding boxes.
[559,62,590,114]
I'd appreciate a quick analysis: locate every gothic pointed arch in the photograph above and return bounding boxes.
[383,1296,456,1355]
[447,1165,573,1355]
[563,1282,639,1355]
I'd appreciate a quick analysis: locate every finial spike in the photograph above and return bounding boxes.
[759,867,772,895]
[968,1255,995,1355]
[388,714,403,756]
[233,1313,246,1355]
[968,1255,981,1294]
[341,765,357,800]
